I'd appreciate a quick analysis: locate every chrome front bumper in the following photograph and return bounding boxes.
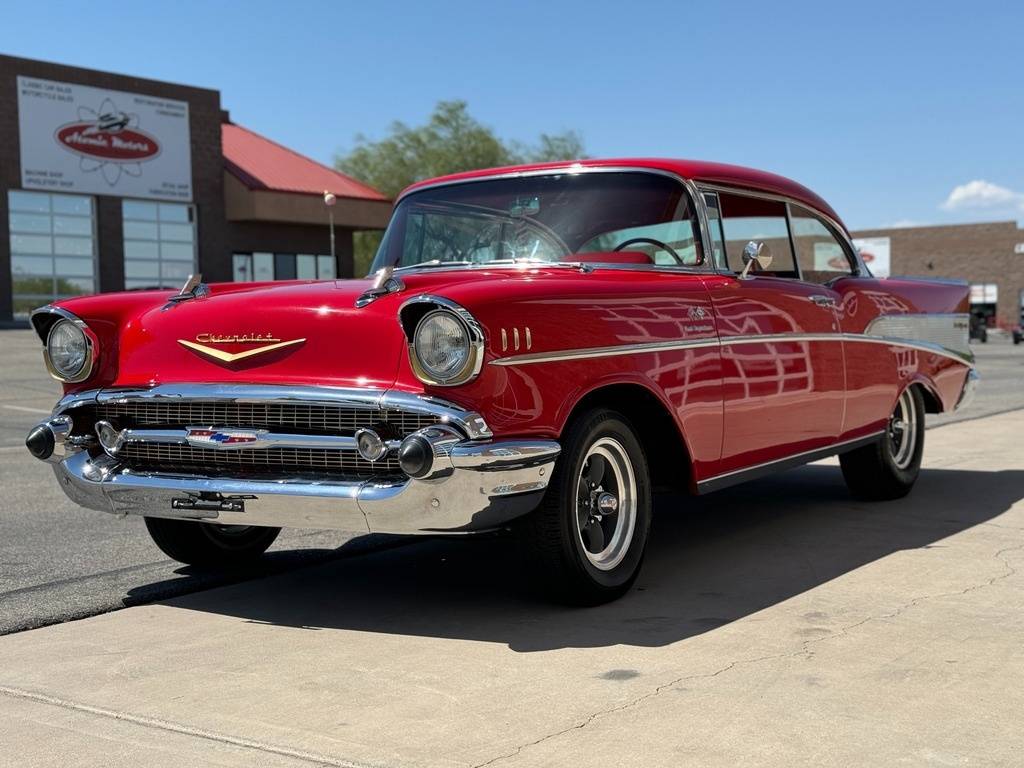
[51,438,559,534]
[31,384,559,534]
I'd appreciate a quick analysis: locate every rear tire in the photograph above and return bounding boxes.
[517,408,651,605]
[144,518,280,567]
[840,386,925,500]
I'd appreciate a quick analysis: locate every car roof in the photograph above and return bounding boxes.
[398,158,846,233]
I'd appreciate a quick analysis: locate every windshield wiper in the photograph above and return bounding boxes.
[394,260,474,271]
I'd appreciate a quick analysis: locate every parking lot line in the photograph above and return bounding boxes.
[2,404,50,414]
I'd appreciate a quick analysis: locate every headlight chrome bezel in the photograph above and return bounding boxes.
[41,313,96,384]
[402,296,484,387]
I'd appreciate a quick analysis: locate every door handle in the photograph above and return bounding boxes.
[809,295,836,307]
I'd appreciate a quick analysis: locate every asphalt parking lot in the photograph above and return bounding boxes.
[1,328,1022,766]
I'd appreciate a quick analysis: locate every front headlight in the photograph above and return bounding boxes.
[409,307,483,386]
[45,319,93,382]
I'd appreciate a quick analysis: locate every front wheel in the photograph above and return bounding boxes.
[144,518,280,567]
[840,386,925,500]
[518,409,651,605]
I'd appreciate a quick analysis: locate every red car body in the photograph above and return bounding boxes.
[26,158,977,600]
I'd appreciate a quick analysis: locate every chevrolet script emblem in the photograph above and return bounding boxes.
[185,428,266,449]
[178,333,306,362]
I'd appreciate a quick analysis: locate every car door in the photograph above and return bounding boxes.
[701,190,845,476]
[786,203,903,439]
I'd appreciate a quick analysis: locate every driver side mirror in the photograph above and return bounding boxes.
[739,241,773,280]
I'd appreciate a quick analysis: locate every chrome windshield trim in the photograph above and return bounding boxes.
[388,165,715,274]
[490,331,975,367]
[67,384,492,440]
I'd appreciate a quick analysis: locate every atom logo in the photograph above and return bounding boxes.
[54,98,162,186]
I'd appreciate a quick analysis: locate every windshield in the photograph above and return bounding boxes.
[370,171,703,272]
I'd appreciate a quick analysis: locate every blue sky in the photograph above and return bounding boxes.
[3,0,1022,230]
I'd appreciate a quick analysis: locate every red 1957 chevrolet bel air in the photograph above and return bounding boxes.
[25,159,978,604]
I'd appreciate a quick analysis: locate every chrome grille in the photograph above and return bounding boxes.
[82,398,440,479]
[122,442,401,476]
[91,401,439,435]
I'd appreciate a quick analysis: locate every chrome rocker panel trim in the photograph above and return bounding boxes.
[696,431,885,494]
[53,438,560,535]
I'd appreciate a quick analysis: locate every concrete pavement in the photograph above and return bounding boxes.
[1,409,1022,766]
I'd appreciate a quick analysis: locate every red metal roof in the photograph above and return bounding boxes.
[222,123,388,201]
[399,158,845,231]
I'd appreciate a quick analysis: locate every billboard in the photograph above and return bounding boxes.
[851,236,891,278]
[17,76,192,201]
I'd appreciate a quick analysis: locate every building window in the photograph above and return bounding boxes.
[122,200,197,289]
[232,252,335,282]
[8,190,97,318]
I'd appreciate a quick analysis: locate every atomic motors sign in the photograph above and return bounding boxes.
[17,76,192,201]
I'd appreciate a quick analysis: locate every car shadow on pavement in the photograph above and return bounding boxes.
[127,466,1024,652]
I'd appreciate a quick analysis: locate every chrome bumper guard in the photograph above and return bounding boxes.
[31,385,560,534]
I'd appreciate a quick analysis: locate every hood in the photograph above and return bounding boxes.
[111,279,408,389]
[55,264,708,393]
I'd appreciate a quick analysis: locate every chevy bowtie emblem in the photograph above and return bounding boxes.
[186,428,266,448]
[178,334,306,362]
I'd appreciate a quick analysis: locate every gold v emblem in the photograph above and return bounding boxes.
[177,338,306,362]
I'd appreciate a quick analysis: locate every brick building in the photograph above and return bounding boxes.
[1,54,390,323]
[851,221,1024,328]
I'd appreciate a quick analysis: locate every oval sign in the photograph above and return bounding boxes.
[55,123,161,162]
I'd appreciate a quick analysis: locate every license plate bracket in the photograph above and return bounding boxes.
[172,496,247,513]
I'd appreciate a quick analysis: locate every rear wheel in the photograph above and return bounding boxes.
[144,518,280,567]
[518,409,651,605]
[840,386,925,500]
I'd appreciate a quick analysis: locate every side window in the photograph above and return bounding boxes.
[718,192,797,277]
[789,204,857,284]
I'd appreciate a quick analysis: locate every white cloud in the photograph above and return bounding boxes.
[886,219,925,228]
[941,179,1024,212]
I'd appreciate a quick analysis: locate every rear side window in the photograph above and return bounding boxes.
[789,204,857,284]
[717,192,797,277]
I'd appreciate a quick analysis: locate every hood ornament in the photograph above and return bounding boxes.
[356,265,406,308]
[163,273,209,309]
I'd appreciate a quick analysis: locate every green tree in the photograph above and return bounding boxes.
[337,100,585,276]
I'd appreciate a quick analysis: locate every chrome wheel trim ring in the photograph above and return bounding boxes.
[888,389,918,470]
[574,437,637,571]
